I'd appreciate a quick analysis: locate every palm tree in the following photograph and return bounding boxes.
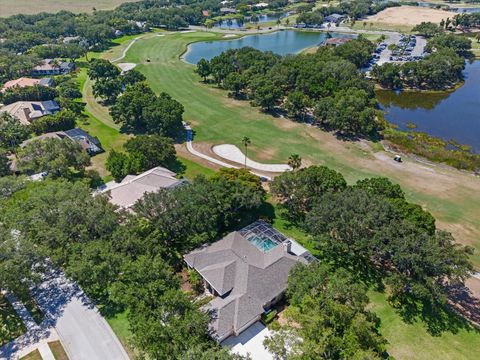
[288,154,302,171]
[241,136,251,169]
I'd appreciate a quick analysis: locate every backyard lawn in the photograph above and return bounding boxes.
[370,291,480,360]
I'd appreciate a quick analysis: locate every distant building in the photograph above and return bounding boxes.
[32,59,75,76]
[1,77,53,92]
[0,100,60,125]
[21,128,102,155]
[184,221,315,342]
[324,37,352,47]
[99,166,186,209]
[253,2,269,9]
[324,13,346,25]
[202,10,210,17]
[62,36,80,44]
[220,7,237,14]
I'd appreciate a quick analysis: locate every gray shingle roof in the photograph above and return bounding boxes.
[184,224,311,341]
[100,167,185,208]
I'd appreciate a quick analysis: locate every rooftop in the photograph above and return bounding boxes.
[1,77,39,92]
[0,100,60,125]
[20,128,102,155]
[184,221,314,341]
[100,166,185,208]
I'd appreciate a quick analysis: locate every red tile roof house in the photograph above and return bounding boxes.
[184,221,315,342]
[1,77,53,92]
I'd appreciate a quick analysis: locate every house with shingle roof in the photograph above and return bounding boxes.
[0,100,60,125]
[99,166,186,209]
[184,221,314,342]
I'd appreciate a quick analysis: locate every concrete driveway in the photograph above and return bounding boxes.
[1,268,129,360]
[221,322,273,360]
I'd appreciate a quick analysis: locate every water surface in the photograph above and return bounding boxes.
[184,30,353,64]
[377,61,480,153]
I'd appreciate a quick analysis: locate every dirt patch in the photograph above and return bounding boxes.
[367,6,456,26]
[180,269,193,293]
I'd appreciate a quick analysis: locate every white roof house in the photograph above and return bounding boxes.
[99,166,186,208]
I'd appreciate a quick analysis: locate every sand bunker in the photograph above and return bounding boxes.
[117,62,136,72]
[212,144,291,172]
[366,6,456,26]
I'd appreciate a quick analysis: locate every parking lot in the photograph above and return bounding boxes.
[367,34,427,69]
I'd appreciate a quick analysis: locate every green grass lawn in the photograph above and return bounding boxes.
[115,31,480,267]
[370,291,480,360]
[105,310,135,358]
[177,156,216,180]
[0,294,26,347]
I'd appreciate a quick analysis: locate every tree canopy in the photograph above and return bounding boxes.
[106,134,178,181]
[110,82,184,137]
[17,138,90,178]
[198,45,378,136]
[265,263,387,359]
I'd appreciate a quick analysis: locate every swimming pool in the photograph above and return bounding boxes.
[248,235,279,252]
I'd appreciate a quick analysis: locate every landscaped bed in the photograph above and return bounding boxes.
[48,340,69,360]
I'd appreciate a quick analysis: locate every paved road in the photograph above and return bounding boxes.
[1,268,129,360]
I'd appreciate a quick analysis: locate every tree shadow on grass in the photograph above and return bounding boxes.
[388,287,479,337]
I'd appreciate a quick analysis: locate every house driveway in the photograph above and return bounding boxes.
[221,322,274,360]
[0,268,129,360]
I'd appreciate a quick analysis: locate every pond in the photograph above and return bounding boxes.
[214,12,291,29]
[183,30,354,64]
[377,61,480,153]
[417,2,480,12]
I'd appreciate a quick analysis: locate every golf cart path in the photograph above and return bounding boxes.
[212,144,291,172]
[184,124,287,179]
[111,34,147,63]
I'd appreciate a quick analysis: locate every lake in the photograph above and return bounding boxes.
[184,30,353,64]
[377,61,480,153]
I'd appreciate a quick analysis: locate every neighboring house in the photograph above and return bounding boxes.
[253,2,269,8]
[20,128,103,155]
[32,59,75,76]
[184,221,315,342]
[99,166,186,208]
[324,13,346,25]
[62,35,80,44]
[0,100,60,125]
[1,77,53,92]
[220,7,237,14]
